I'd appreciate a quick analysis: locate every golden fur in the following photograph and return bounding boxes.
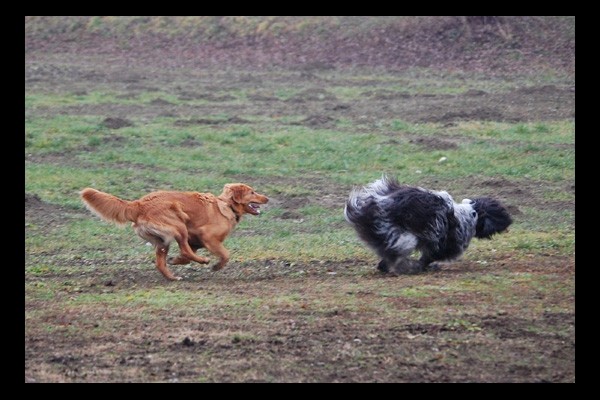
[80,183,269,280]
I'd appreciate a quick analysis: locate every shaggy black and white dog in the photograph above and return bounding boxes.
[344,175,512,274]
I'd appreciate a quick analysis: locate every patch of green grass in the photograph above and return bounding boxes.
[327,86,366,100]
[390,119,411,131]
[87,136,102,147]
[451,120,574,144]
[25,115,106,153]
[468,226,574,257]
[507,230,575,254]
[231,332,260,343]
[25,282,57,301]
[25,91,204,109]
[274,88,297,101]
[446,319,482,332]
[25,264,64,276]
[380,287,433,298]
[426,144,574,182]
[229,230,370,262]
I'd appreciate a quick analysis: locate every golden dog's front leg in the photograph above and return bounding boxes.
[168,242,210,265]
[202,240,230,271]
[175,237,211,266]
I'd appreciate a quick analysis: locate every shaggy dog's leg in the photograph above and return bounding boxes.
[392,258,424,274]
[378,252,402,274]
[418,254,441,271]
[424,262,441,271]
[380,250,424,275]
[384,255,424,275]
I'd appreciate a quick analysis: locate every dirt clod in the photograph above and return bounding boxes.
[102,117,134,129]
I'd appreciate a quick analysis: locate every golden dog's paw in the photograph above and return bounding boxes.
[167,256,184,265]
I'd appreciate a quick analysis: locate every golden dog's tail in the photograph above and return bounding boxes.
[80,188,139,225]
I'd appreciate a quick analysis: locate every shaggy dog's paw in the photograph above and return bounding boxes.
[377,259,389,273]
[424,262,441,272]
[393,259,424,275]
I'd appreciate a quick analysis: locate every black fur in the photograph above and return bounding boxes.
[344,176,512,274]
[472,197,513,239]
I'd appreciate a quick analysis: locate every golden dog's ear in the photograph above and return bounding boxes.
[222,184,248,204]
[217,200,234,219]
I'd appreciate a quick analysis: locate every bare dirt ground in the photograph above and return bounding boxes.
[25,21,575,382]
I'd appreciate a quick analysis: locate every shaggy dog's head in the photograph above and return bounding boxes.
[471,197,513,239]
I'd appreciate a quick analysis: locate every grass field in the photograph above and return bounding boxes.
[25,17,574,382]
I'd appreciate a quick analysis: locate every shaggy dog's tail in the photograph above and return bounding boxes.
[80,188,140,225]
[344,190,383,251]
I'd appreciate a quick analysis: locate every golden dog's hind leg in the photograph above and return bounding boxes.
[155,246,182,281]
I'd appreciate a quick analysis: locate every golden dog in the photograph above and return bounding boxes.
[80,183,269,280]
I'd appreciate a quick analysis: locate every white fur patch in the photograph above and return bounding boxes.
[387,232,418,254]
[133,224,174,247]
[453,203,478,247]
[433,190,454,209]
[357,177,393,203]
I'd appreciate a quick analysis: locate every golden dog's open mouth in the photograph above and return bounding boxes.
[248,202,262,215]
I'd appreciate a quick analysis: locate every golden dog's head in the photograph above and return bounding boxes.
[221,183,269,216]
